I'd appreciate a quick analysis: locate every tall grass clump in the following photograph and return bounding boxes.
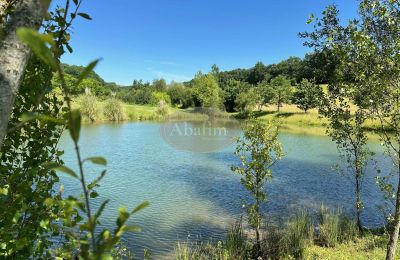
[156,100,169,117]
[281,210,314,258]
[104,98,125,121]
[317,205,358,247]
[175,221,250,260]
[77,94,100,122]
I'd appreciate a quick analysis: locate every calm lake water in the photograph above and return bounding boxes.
[58,122,392,258]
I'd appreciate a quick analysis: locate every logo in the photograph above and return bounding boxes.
[160,108,241,153]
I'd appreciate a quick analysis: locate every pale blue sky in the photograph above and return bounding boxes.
[59,0,359,85]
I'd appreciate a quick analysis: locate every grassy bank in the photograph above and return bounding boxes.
[75,99,384,137]
[174,208,399,260]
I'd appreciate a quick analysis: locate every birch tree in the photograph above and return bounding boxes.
[0,0,49,150]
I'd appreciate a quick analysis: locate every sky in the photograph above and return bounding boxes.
[58,0,359,85]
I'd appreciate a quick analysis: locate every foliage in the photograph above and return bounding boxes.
[167,82,193,108]
[235,88,262,114]
[150,91,171,106]
[269,75,293,112]
[255,80,274,110]
[231,118,283,253]
[222,79,251,112]
[103,98,125,121]
[14,1,149,258]
[152,78,167,92]
[191,72,223,109]
[155,100,169,117]
[292,78,322,112]
[0,55,64,258]
[77,94,101,122]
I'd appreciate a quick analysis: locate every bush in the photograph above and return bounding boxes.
[155,100,169,117]
[77,94,100,122]
[103,98,125,121]
[150,91,171,105]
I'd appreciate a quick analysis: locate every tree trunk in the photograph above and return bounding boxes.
[0,0,48,150]
[386,154,400,260]
[355,166,362,232]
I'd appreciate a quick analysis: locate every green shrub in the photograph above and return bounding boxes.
[155,100,169,117]
[77,94,100,122]
[103,98,125,121]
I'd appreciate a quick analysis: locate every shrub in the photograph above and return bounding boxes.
[155,100,169,117]
[77,94,100,122]
[103,98,125,121]
[150,91,171,105]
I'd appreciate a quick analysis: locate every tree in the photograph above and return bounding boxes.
[152,78,167,92]
[255,80,274,111]
[303,2,400,258]
[0,0,49,148]
[320,86,371,232]
[223,79,251,112]
[235,88,262,114]
[150,91,171,105]
[232,118,283,255]
[293,79,322,113]
[269,75,293,112]
[248,61,268,84]
[191,72,223,109]
[167,82,193,108]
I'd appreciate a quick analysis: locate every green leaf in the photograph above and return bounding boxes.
[69,109,82,143]
[84,156,107,166]
[126,225,142,232]
[90,191,99,198]
[95,199,109,220]
[55,166,78,179]
[42,162,78,179]
[131,201,149,214]
[72,0,78,5]
[19,112,64,125]
[17,28,56,69]
[76,59,100,86]
[88,170,106,190]
[77,12,92,20]
[117,207,130,227]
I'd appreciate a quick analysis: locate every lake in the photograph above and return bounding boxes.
[58,121,392,258]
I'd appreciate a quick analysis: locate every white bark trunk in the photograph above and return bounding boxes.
[0,0,48,149]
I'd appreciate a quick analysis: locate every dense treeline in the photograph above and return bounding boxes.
[58,52,331,114]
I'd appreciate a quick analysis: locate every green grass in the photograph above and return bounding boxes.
[304,234,395,260]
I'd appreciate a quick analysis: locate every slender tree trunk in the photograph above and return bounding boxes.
[355,165,362,232]
[0,0,48,150]
[386,153,400,260]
